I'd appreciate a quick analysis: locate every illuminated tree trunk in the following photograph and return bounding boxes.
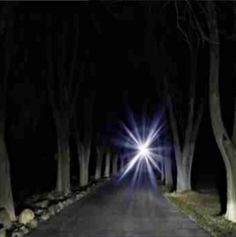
[75,93,94,187]
[120,157,124,172]
[104,151,111,178]
[165,33,203,192]
[164,140,173,190]
[95,146,104,180]
[207,1,236,222]
[167,95,184,191]
[47,16,80,195]
[0,131,15,221]
[55,119,70,194]
[233,99,236,148]
[112,154,118,176]
[0,5,15,220]
[78,144,91,187]
[167,91,203,192]
[164,156,173,190]
[161,159,165,183]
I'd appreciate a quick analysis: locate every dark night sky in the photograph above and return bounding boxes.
[1,2,235,203]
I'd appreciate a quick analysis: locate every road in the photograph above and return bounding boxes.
[28,173,210,237]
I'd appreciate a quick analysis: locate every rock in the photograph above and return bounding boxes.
[19,225,29,235]
[86,187,91,192]
[63,199,73,207]
[55,203,63,213]
[62,201,67,207]
[9,222,21,232]
[40,212,50,221]
[51,192,64,201]
[34,200,49,209]
[11,231,23,237]
[0,227,6,237]
[48,205,56,216]
[34,208,44,216]
[0,208,11,228]
[18,209,35,225]
[64,193,72,199]
[67,198,73,205]
[24,195,40,206]
[58,202,64,209]
[46,193,55,201]
[75,194,83,201]
[27,219,38,229]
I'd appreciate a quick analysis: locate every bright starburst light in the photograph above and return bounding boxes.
[138,142,149,157]
[116,109,166,187]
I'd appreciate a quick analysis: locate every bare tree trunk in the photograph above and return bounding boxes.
[0,132,15,220]
[164,142,173,190]
[56,121,70,194]
[207,1,236,222]
[0,5,15,220]
[78,145,91,187]
[166,94,184,191]
[120,157,124,172]
[104,151,111,178]
[47,15,80,195]
[233,97,236,147]
[95,146,103,180]
[112,154,118,176]
[177,169,190,192]
[161,159,165,183]
[165,35,203,192]
[76,93,94,187]
[76,139,91,187]
[167,97,203,192]
[164,156,173,190]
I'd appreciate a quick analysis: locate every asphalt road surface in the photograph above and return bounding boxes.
[28,173,211,237]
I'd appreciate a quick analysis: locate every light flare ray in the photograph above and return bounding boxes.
[117,110,166,187]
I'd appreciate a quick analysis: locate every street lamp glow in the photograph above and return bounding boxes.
[117,111,166,184]
[138,142,149,157]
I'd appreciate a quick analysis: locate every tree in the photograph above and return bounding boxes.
[158,134,166,184]
[120,155,125,172]
[75,92,94,187]
[104,147,111,178]
[112,152,118,176]
[0,4,16,221]
[46,15,81,194]
[207,1,236,222]
[95,145,105,180]
[163,133,173,190]
[160,157,165,184]
[165,76,203,192]
[163,4,205,192]
[172,0,236,222]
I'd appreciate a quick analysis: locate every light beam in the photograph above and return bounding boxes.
[117,110,167,186]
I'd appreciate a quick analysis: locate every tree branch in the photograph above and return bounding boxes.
[175,0,192,48]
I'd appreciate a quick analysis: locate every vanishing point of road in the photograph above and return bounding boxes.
[27,174,210,237]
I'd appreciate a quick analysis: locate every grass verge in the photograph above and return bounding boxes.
[164,191,236,237]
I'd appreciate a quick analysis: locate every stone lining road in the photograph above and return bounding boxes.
[27,174,211,237]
